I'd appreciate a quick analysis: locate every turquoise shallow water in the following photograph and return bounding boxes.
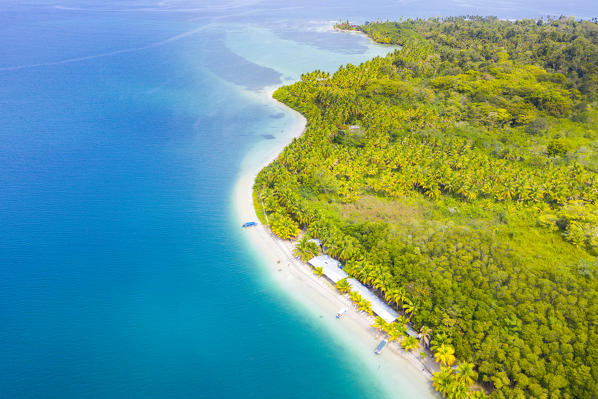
[0,1,593,398]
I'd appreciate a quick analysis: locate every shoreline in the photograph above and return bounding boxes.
[233,85,437,398]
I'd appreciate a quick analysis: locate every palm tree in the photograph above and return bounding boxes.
[388,321,407,342]
[402,298,416,320]
[335,278,352,294]
[339,235,362,262]
[391,287,407,307]
[448,381,469,399]
[349,290,372,314]
[432,367,454,398]
[430,332,452,351]
[434,344,456,366]
[372,316,389,333]
[394,315,408,328]
[384,288,397,303]
[373,274,389,292]
[455,362,478,386]
[418,325,432,348]
[401,335,419,352]
[342,259,358,276]
[293,236,320,261]
[269,211,299,239]
[313,266,324,278]
[349,290,362,304]
[357,298,373,315]
[324,236,342,259]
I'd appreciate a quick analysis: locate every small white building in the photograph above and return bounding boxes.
[308,255,348,283]
[307,255,399,324]
[347,278,398,324]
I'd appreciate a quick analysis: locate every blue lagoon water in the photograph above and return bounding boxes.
[0,1,593,398]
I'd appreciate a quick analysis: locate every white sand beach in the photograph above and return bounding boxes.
[233,86,438,399]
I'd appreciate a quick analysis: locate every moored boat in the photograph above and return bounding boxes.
[336,308,348,319]
[242,221,258,228]
[374,339,388,354]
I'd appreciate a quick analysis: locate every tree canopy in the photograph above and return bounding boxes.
[255,16,597,398]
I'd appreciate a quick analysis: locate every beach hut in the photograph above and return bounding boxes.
[346,278,399,324]
[307,255,348,283]
[307,255,399,324]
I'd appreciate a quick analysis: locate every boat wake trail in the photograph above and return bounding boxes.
[0,25,211,73]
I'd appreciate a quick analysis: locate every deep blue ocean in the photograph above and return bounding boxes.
[1,1,594,398]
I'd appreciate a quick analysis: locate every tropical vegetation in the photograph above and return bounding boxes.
[255,16,597,398]
[293,235,321,261]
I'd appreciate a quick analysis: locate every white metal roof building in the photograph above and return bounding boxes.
[307,255,399,324]
[347,278,399,323]
[406,326,418,338]
[307,255,349,283]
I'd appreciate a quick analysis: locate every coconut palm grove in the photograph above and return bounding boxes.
[254,17,598,398]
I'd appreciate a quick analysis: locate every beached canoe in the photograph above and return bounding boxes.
[375,339,388,355]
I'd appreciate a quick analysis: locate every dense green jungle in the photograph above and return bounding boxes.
[254,17,598,398]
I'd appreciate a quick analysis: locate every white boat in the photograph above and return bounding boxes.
[336,308,348,319]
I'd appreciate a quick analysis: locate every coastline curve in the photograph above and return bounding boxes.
[233,85,437,399]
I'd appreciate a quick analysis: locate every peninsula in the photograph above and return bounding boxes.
[253,17,597,399]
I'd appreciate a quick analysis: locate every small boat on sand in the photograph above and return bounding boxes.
[375,339,388,354]
[336,308,348,319]
[242,221,257,228]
